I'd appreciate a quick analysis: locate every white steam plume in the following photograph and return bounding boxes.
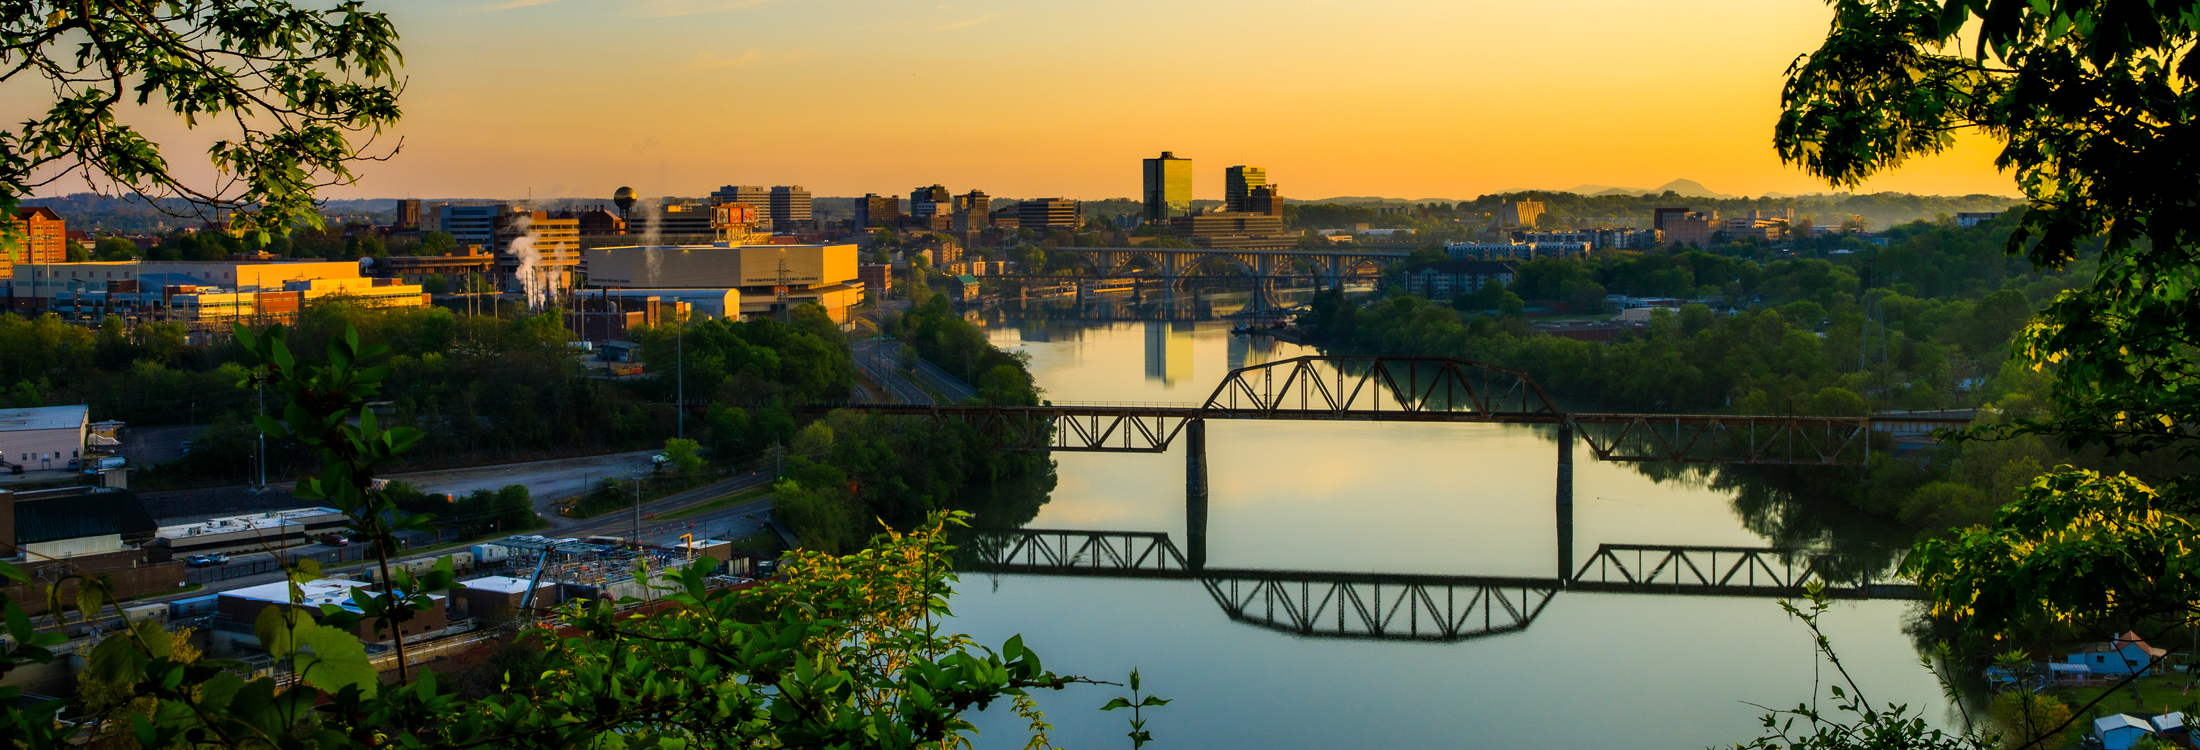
[507,212,547,310]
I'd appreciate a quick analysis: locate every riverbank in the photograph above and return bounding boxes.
[948,314,1955,749]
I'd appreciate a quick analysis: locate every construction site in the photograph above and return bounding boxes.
[472,534,755,606]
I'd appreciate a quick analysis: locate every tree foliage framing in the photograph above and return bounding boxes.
[1752,1,2200,747]
[0,0,404,245]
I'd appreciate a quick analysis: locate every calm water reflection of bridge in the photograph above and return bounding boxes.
[901,355,1945,643]
[963,512,1922,643]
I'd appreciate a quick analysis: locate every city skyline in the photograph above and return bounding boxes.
[3,0,2018,203]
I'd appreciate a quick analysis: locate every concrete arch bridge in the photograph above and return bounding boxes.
[1043,247,1410,311]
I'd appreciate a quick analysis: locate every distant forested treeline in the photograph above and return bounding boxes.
[22,193,396,232]
[1279,191,2022,231]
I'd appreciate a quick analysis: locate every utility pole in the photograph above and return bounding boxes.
[632,475,642,551]
[676,309,684,440]
[256,379,266,490]
[1859,255,1888,373]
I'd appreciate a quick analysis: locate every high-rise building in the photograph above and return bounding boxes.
[1244,184,1284,217]
[438,204,510,251]
[1225,166,1266,212]
[857,194,902,229]
[910,185,951,217]
[1142,151,1192,224]
[712,186,773,231]
[393,199,422,232]
[1018,198,1082,231]
[769,186,812,229]
[952,190,991,231]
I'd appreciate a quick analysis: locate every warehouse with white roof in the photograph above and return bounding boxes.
[0,405,88,473]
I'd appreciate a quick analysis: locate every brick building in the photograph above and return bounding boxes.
[2,206,67,279]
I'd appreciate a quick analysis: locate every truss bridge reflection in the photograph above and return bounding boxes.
[961,528,1918,644]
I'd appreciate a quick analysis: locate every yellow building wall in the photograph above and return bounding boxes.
[232,262,360,289]
[588,244,858,289]
[735,244,858,287]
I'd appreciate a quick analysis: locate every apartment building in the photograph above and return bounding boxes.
[3,207,67,279]
[1443,242,1589,261]
[1404,260,1518,299]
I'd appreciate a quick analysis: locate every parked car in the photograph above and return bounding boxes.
[184,555,208,567]
[320,533,350,547]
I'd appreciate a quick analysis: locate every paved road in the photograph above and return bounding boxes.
[0,468,82,488]
[557,472,776,541]
[137,449,662,523]
[383,450,659,525]
[852,339,933,405]
[910,356,979,402]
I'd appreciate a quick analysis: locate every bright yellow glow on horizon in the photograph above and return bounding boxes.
[13,0,2019,202]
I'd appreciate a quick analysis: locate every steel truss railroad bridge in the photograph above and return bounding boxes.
[806,355,1957,642]
[808,355,1969,465]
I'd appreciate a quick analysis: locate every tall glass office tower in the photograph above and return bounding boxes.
[1142,151,1193,224]
[1224,165,1266,212]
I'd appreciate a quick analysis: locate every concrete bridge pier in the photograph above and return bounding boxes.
[1186,418,1209,570]
[1556,422,1575,584]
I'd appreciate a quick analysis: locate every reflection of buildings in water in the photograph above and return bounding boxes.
[1227,333,1278,371]
[1144,321,1195,385]
[998,295,1220,323]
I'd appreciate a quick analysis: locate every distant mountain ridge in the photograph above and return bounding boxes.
[1302,178,2010,204]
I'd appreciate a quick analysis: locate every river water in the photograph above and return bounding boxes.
[947,310,1956,749]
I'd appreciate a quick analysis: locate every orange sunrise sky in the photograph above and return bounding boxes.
[16,0,2020,202]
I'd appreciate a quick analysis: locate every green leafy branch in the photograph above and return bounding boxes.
[1101,668,1170,750]
[0,0,405,251]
